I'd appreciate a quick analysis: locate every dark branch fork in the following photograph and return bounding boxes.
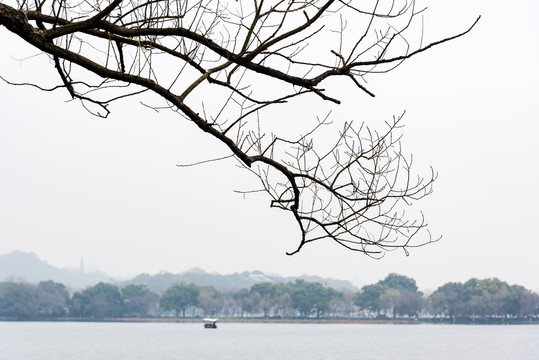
[0,0,479,256]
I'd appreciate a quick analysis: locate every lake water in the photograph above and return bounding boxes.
[0,322,537,360]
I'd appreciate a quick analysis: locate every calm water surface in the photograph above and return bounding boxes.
[0,322,537,360]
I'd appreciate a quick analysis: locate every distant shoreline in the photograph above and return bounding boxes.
[116,318,539,325]
[117,317,419,324]
[4,317,535,325]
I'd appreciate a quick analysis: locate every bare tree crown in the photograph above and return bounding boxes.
[0,0,479,256]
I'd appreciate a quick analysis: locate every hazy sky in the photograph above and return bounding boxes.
[1,0,538,292]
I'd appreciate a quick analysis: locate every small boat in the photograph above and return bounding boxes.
[203,318,218,329]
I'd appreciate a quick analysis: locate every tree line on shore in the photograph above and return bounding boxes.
[1,274,538,323]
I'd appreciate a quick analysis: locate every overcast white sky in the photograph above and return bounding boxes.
[1,0,538,292]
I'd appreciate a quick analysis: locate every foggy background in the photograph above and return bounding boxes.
[1,0,538,291]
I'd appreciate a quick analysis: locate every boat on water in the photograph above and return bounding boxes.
[203,318,218,329]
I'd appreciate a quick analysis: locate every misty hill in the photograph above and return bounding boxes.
[123,269,357,294]
[0,251,111,289]
[0,251,356,292]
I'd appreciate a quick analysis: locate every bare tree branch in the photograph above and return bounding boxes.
[0,0,478,256]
